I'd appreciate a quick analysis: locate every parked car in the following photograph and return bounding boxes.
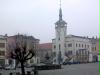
[73,61,80,64]
[63,62,72,65]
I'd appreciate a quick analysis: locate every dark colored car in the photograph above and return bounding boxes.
[63,62,72,65]
[73,61,80,64]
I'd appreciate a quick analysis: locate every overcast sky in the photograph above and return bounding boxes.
[0,0,99,43]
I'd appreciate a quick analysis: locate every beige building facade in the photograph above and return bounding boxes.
[65,35,92,63]
[96,38,100,62]
[0,35,7,66]
[6,34,40,66]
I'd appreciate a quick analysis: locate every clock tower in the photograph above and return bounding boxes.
[54,0,67,64]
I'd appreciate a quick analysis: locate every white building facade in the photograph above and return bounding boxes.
[64,35,92,63]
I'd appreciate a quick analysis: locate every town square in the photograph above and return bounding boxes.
[0,0,99,75]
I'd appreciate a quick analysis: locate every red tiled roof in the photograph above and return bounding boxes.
[39,43,52,50]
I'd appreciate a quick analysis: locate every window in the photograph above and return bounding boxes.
[54,45,56,49]
[53,52,56,57]
[59,44,61,50]
[79,44,80,47]
[0,59,5,65]
[68,43,72,47]
[92,47,96,51]
[64,43,66,48]
[85,51,87,55]
[0,43,5,48]
[85,44,86,48]
[30,59,34,63]
[76,51,79,55]
[76,43,77,47]
[87,45,89,48]
[0,51,5,56]
[68,51,72,55]
[92,47,94,51]
[58,37,60,40]
[82,44,83,48]
[95,47,96,51]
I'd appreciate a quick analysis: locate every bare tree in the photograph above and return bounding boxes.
[65,52,73,62]
[10,35,35,75]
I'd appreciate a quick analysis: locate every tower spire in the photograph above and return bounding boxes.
[59,0,62,20]
[55,0,67,26]
[60,0,61,8]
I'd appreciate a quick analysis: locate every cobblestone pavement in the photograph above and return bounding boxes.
[39,63,99,75]
[0,63,99,75]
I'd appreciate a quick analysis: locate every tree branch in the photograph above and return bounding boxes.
[25,53,34,60]
[24,50,30,59]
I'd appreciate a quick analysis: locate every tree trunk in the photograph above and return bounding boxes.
[21,62,25,75]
